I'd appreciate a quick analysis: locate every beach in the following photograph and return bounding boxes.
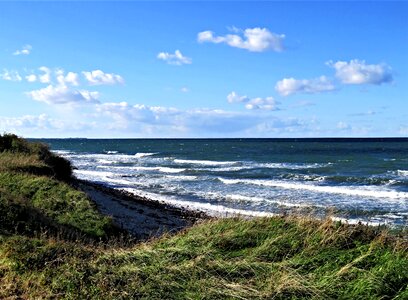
[74,179,208,239]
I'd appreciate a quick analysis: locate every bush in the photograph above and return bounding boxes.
[0,133,72,180]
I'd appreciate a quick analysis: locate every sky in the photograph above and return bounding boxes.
[0,1,407,138]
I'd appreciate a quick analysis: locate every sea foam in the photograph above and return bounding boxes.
[174,159,237,166]
[135,152,157,158]
[218,178,408,200]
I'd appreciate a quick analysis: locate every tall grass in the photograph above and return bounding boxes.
[0,217,406,299]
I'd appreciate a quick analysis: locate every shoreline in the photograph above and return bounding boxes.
[73,179,210,239]
[74,179,407,241]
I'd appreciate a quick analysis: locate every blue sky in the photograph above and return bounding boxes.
[0,1,407,138]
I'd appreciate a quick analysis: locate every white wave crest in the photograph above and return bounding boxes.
[258,162,332,169]
[74,170,115,178]
[104,150,119,154]
[72,153,137,164]
[164,175,198,181]
[135,152,157,158]
[133,166,185,173]
[397,170,408,177]
[158,167,186,173]
[224,194,314,208]
[174,159,237,166]
[218,178,408,200]
[122,188,276,218]
[52,150,74,155]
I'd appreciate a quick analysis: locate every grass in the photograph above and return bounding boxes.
[0,173,114,238]
[0,217,407,299]
[0,133,116,239]
[0,133,407,299]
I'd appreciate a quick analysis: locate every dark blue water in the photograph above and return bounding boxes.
[38,138,408,226]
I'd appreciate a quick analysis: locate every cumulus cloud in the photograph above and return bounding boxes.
[82,70,124,85]
[27,84,99,105]
[245,97,278,110]
[56,70,80,86]
[198,27,285,52]
[275,76,335,96]
[0,69,22,81]
[38,66,51,83]
[227,91,250,103]
[22,67,52,83]
[13,44,32,55]
[227,92,279,110]
[180,87,189,93]
[25,74,37,82]
[157,50,192,65]
[327,59,393,85]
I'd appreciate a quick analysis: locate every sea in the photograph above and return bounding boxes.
[38,138,408,226]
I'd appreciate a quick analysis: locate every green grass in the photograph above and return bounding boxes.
[0,172,113,238]
[0,133,407,299]
[0,217,407,299]
[0,133,115,239]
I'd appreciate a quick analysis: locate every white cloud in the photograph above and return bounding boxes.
[227,92,279,110]
[56,70,80,86]
[275,76,335,96]
[25,74,37,82]
[13,44,32,56]
[82,70,124,85]
[0,114,98,136]
[0,69,22,81]
[27,84,99,105]
[1,99,316,137]
[38,66,51,83]
[198,27,285,52]
[327,59,393,85]
[157,50,192,65]
[245,97,278,111]
[0,114,63,132]
[96,101,267,135]
[227,91,249,103]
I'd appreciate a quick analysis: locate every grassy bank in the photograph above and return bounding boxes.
[0,134,116,239]
[0,134,407,299]
[1,217,407,299]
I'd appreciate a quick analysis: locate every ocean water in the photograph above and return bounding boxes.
[39,138,408,226]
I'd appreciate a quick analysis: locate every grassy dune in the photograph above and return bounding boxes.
[0,134,407,299]
[0,134,116,239]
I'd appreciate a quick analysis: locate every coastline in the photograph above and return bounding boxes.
[75,179,408,234]
[2,132,407,298]
[73,179,210,239]
[74,178,408,239]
